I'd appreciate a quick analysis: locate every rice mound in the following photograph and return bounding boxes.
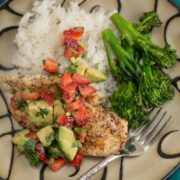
[12,0,117,95]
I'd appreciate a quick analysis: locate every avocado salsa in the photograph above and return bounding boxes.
[11,26,108,172]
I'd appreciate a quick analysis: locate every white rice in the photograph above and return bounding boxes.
[12,0,118,96]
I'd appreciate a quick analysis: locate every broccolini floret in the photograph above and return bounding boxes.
[102,12,176,128]
[110,13,177,69]
[135,11,162,34]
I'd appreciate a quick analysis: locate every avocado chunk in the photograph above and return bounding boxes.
[28,100,53,127]
[53,100,65,120]
[37,126,54,147]
[56,127,78,161]
[77,62,88,76]
[12,129,30,152]
[85,68,107,83]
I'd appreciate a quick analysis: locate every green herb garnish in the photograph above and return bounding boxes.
[24,139,40,167]
[12,88,17,94]
[36,108,49,118]
[74,128,86,136]
[14,99,27,111]
[42,59,46,65]
[66,63,78,73]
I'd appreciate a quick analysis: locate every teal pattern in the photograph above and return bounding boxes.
[169,0,180,6]
[0,0,5,4]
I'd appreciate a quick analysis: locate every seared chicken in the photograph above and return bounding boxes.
[3,74,59,91]
[81,95,128,157]
[3,75,128,156]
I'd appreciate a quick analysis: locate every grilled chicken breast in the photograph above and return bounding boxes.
[81,95,128,157]
[3,75,128,156]
[3,74,59,90]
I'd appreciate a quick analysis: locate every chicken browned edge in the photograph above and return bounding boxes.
[2,75,128,157]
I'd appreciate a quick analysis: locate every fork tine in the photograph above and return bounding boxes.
[134,108,163,139]
[143,115,172,151]
[138,111,167,143]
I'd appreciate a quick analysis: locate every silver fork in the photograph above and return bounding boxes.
[78,108,172,180]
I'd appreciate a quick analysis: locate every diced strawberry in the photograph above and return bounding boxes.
[60,82,77,94]
[64,27,84,40]
[57,114,69,126]
[72,73,91,85]
[61,72,72,86]
[62,93,75,104]
[78,133,86,143]
[41,92,55,105]
[22,91,40,101]
[26,131,38,140]
[64,47,79,60]
[43,58,59,73]
[57,114,74,127]
[72,106,90,127]
[66,99,84,111]
[44,158,66,172]
[71,154,84,167]
[76,43,85,55]
[78,85,97,98]
[63,37,79,50]
[35,143,46,160]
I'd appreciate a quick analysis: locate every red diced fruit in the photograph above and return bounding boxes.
[64,27,84,40]
[57,114,69,126]
[43,58,59,73]
[66,99,84,111]
[72,73,91,85]
[76,44,85,55]
[35,143,46,161]
[41,92,55,105]
[26,131,38,140]
[78,133,86,143]
[78,85,97,98]
[44,158,66,172]
[71,154,84,167]
[63,37,79,50]
[62,93,75,104]
[73,106,90,127]
[61,72,72,86]
[57,114,74,127]
[22,91,40,101]
[64,47,79,60]
[60,82,77,94]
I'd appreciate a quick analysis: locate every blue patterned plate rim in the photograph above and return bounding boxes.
[0,0,10,8]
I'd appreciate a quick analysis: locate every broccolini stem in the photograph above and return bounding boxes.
[102,31,119,77]
[102,28,137,76]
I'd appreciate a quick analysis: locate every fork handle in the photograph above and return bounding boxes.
[78,154,125,180]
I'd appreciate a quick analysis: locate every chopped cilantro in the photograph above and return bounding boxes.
[14,99,27,111]
[12,88,17,94]
[74,127,86,136]
[66,63,78,73]
[42,59,46,65]
[24,139,40,167]
[36,108,49,118]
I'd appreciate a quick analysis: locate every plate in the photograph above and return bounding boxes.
[0,0,180,180]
